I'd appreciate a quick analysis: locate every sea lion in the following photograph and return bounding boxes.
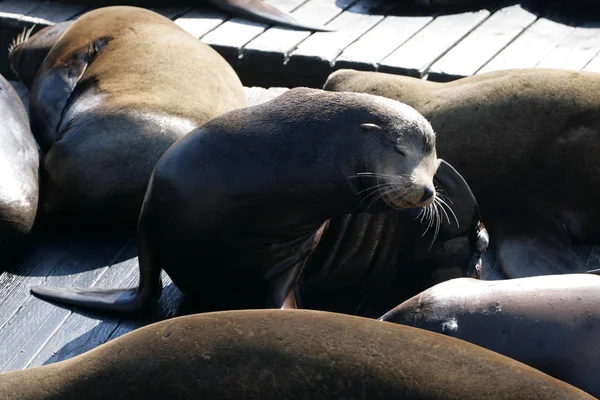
[46,0,333,32]
[324,68,600,279]
[8,22,74,89]
[31,88,487,315]
[379,274,600,398]
[12,6,247,230]
[0,309,594,399]
[0,73,39,268]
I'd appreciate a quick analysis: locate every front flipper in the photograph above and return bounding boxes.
[29,36,110,151]
[203,0,335,32]
[490,211,586,278]
[29,287,158,314]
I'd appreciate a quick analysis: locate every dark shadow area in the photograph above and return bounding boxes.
[3,219,136,278]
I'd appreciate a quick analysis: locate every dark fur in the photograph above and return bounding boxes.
[31,88,486,317]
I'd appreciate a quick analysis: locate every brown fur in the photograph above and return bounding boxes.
[0,309,594,399]
[324,68,600,278]
[21,7,247,229]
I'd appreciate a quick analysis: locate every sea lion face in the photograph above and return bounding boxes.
[358,98,437,210]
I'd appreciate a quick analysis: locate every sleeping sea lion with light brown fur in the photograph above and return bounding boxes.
[0,309,594,399]
[9,6,247,230]
[324,68,600,279]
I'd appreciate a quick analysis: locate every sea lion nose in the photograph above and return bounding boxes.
[421,185,435,202]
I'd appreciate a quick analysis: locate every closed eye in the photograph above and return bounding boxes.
[395,145,407,156]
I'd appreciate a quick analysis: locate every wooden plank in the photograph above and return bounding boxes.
[242,0,359,68]
[477,17,576,75]
[428,5,537,81]
[29,269,183,367]
[25,246,139,368]
[0,231,131,372]
[0,0,41,30]
[334,14,433,72]
[150,7,192,20]
[536,22,600,71]
[19,1,88,28]
[244,86,289,106]
[201,0,306,62]
[203,18,268,61]
[379,9,491,78]
[583,51,600,72]
[285,0,387,77]
[174,6,229,39]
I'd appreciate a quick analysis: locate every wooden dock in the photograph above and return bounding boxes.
[1,0,600,86]
[1,0,600,375]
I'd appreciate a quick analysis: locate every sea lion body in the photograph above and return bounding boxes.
[324,68,600,278]
[19,6,247,229]
[380,274,600,398]
[31,88,487,315]
[0,309,594,399]
[0,74,39,267]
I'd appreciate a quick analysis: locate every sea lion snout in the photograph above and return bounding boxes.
[420,184,435,204]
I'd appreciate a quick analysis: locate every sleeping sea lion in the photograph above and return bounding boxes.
[0,73,39,268]
[379,273,600,398]
[324,68,600,279]
[10,6,247,230]
[0,309,594,399]
[30,88,487,316]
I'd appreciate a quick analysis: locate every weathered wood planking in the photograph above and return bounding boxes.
[285,0,387,79]
[536,22,600,71]
[378,9,491,78]
[477,15,577,74]
[583,51,600,72]
[428,4,538,81]
[4,0,600,86]
[334,14,433,72]
[201,0,306,63]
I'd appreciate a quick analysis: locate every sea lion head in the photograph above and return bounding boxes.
[8,22,73,88]
[355,95,438,211]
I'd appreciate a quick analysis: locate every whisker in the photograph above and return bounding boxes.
[436,196,460,228]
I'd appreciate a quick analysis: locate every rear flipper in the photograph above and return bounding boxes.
[490,210,586,278]
[29,286,161,314]
[30,228,163,314]
[204,0,335,32]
